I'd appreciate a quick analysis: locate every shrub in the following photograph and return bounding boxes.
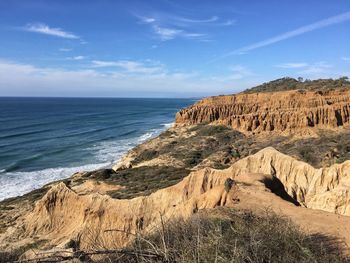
[104,210,349,262]
[243,77,350,93]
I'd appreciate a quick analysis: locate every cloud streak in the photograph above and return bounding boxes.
[171,15,218,23]
[67,56,86,60]
[276,63,309,69]
[0,59,234,97]
[151,25,206,41]
[219,11,350,58]
[59,48,72,52]
[134,12,229,41]
[152,25,183,40]
[276,61,333,76]
[91,60,164,74]
[24,23,79,39]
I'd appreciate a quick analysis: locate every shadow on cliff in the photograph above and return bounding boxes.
[262,176,301,206]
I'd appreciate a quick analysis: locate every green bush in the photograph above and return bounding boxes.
[244,77,350,93]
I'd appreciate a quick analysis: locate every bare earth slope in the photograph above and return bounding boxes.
[176,89,350,134]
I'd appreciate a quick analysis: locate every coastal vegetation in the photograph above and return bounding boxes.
[119,210,349,263]
[2,78,350,261]
[2,209,346,263]
[243,76,350,93]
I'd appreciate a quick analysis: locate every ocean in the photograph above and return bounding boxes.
[0,97,195,201]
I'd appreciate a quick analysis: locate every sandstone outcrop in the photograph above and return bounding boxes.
[19,168,235,250]
[3,147,350,253]
[175,90,350,134]
[228,147,350,215]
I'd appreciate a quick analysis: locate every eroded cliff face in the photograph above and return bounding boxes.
[18,169,235,250]
[4,148,350,253]
[175,90,350,134]
[228,147,350,215]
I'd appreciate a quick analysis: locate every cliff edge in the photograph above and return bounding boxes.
[176,89,350,134]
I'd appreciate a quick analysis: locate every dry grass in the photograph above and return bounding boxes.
[96,210,349,263]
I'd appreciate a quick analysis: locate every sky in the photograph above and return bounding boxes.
[0,0,349,97]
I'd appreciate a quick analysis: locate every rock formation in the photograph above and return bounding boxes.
[18,168,235,250]
[3,147,350,253]
[228,147,350,215]
[175,90,350,134]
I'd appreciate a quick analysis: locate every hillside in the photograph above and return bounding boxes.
[2,77,350,262]
[176,83,350,135]
[1,148,350,262]
[243,77,350,93]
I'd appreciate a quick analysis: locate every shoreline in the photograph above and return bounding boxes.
[0,122,175,201]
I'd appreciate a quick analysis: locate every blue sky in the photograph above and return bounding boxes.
[0,0,349,97]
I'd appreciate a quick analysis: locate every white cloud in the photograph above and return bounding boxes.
[219,11,350,58]
[91,60,164,74]
[226,65,254,80]
[134,12,221,41]
[342,57,350,61]
[24,23,79,39]
[65,56,86,61]
[152,25,206,41]
[152,25,183,41]
[298,62,332,75]
[59,48,72,52]
[144,17,156,23]
[275,61,333,76]
[210,65,254,81]
[72,56,85,60]
[0,59,251,97]
[171,16,218,23]
[0,60,224,97]
[276,63,309,69]
[134,15,156,24]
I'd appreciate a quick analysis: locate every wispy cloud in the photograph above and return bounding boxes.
[211,65,254,82]
[0,59,226,97]
[91,60,164,74]
[298,62,332,75]
[152,25,183,40]
[342,57,350,61]
[133,12,229,41]
[276,63,309,69]
[227,65,254,80]
[135,15,157,24]
[152,25,205,41]
[67,56,86,60]
[219,11,350,58]
[171,15,218,23]
[59,48,72,52]
[24,23,79,39]
[276,61,332,75]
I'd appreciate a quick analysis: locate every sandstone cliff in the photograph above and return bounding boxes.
[228,147,350,215]
[17,168,235,250]
[3,147,350,253]
[175,90,350,134]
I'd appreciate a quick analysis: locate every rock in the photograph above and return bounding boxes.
[3,147,350,253]
[112,161,132,171]
[228,147,350,215]
[175,90,350,134]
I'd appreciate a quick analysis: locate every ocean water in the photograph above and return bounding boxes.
[0,97,195,201]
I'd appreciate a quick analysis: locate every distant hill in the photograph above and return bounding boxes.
[243,76,350,93]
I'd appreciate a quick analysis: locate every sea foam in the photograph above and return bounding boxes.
[0,124,171,201]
